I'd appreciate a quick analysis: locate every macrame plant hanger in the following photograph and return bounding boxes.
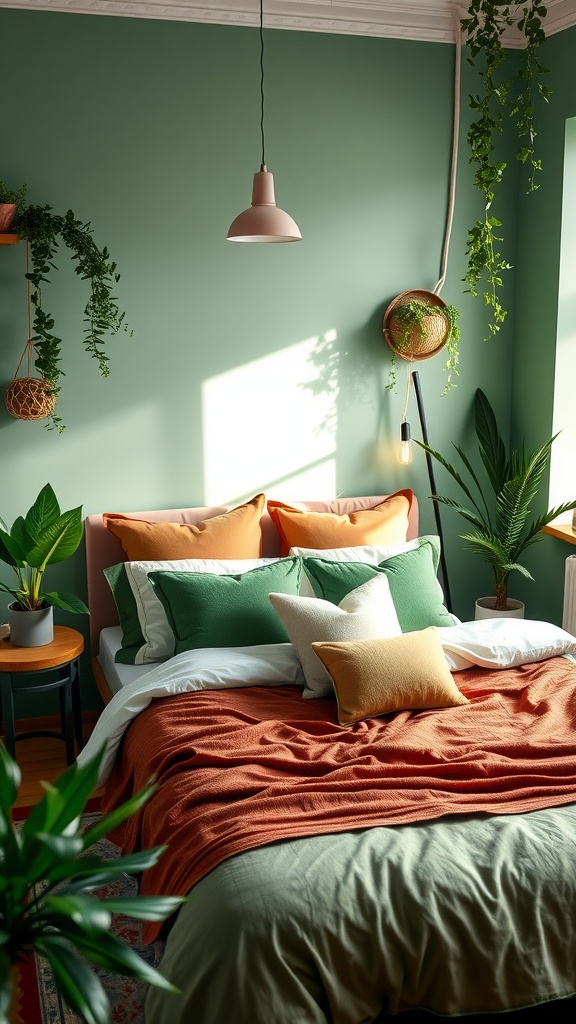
[5,240,56,422]
[383,11,464,615]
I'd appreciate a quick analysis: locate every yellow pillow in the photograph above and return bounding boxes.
[103,493,265,561]
[311,627,469,726]
[267,490,413,556]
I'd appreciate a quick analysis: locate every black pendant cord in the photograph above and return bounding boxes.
[411,370,453,614]
[259,0,266,167]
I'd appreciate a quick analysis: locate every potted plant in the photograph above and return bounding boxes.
[461,2,551,339]
[0,484,89,647]
[0,182,27,233]
[417,388,576,616]
[383,291,461,392]
[0,742,183,1024]
[1,186,132,432]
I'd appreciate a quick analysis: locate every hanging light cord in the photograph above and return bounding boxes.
[259,0,266,167]
[401,362,412,425]
[434,10,463,295]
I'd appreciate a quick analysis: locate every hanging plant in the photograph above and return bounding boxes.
[383,291,461,393]
[9,194,132,432]
[461,1,551,338]
[0,181,27,231]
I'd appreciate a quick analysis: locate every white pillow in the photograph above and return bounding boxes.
[269,574,402,699]
[289,538,423,561]
[124,556,282,663]
[438,617,576,671]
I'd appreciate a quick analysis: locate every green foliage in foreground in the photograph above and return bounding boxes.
[0,744,184,1024]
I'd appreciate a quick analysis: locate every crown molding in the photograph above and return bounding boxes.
[1,0,575,43]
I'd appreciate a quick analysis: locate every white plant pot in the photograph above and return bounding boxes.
[8,602,54,647]
[475,597,525,620]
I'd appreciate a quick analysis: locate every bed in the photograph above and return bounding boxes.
[78,490,576,1024]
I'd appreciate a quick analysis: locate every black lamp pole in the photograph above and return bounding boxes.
[411,369,453,614]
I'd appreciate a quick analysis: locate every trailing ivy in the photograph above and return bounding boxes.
[461,2,550,339]
[14,201,132,432]
[385,299,461,393]
[514,3,552,191]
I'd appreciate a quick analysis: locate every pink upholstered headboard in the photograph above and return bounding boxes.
[84,494,419,654]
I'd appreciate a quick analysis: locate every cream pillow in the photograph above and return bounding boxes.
[269,574,401,699]
[312,627,469,725]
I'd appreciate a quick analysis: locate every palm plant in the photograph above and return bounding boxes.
[0,743,184,1024]
[417,388,576,610]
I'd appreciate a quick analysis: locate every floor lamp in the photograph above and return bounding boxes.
[411,369,453,615]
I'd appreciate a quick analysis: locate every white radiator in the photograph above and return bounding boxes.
[562,555,576,636]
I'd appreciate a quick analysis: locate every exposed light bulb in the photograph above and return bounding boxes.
[399,420,413,465]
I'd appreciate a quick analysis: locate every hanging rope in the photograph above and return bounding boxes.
[434,11,464,296]
[4,240,56,422]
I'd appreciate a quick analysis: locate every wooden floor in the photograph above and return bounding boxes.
[3,712,101,808]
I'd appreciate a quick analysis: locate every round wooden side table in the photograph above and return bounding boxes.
[0,625,85,765]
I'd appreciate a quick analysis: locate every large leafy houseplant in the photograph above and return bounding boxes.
[4,185,131,432]
[462,2,551,339]
[417,388,576,611]
[0,742,183,1024]
[0,484,88,614]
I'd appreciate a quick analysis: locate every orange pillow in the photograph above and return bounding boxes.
[103,493,266,561]
[267,490,413,556]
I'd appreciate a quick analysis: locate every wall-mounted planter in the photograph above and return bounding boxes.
[0,203,17,232]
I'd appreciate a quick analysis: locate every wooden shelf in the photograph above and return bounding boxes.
[542,521,576,546]
[0,233,19,244]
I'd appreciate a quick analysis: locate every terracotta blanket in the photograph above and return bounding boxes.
[102,656,576,941]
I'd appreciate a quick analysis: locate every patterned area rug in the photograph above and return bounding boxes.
[13,811,165,1024]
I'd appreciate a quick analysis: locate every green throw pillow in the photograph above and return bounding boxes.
[103,562,147,665]
[148,558,302,654]
[302,539,453,632]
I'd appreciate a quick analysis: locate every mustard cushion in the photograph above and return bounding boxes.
[103,493,265,561]
[311,627,469,725]
[267,490,413,556]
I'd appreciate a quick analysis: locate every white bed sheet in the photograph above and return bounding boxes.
[98,626,157,695]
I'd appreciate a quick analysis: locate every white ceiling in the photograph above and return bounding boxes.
[1,0,575,43]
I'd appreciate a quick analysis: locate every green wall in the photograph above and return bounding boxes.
[0,8,566,711]
[511,25,576,622]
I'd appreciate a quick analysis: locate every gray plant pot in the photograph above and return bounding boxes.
[8,602,54,647]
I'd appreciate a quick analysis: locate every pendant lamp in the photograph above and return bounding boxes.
[227,0,301,243]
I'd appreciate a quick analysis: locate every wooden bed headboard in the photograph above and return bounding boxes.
[84,494,419,656]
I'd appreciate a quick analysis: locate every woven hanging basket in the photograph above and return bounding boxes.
[5,376,56,421]
[383,289,450,362]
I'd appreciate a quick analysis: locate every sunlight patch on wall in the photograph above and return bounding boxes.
[550,117,576,513]
[202,332,339,505]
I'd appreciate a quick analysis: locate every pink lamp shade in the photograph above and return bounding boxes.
[227,165,301,243]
